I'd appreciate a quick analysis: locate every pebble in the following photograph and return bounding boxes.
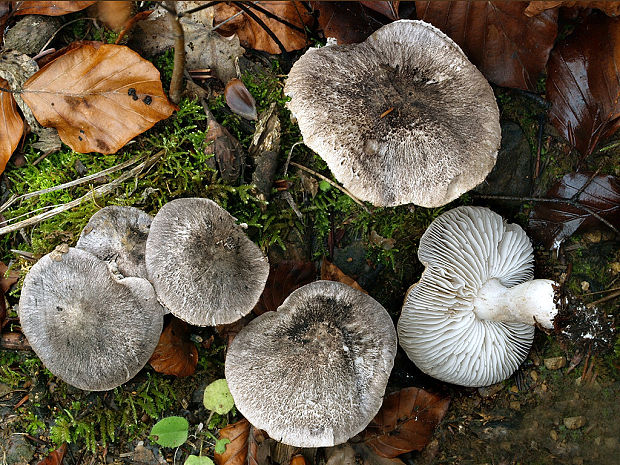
[564,416,587,430]
[544,356,566,370]
[6,434,35,465]
[550,430,559,441]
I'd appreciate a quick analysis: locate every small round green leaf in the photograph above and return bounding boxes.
[214,438,230,455]
[150,416,189,448]
[184,456,215,465]
[319,180,331,192]
[203,379,234,415]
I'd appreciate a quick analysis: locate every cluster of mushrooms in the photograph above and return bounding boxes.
[18,20,562,449]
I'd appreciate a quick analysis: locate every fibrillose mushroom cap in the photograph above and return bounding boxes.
[285,20,500,207]
[398,206,538,387]
[145,198,269,326]
[18,247,164,391]
[225,280,397,448]
[76,206,152,279]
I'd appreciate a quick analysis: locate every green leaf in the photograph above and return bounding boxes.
[184,456,215,465]
[149,416,189,448]
[203,379,234,415]
[214,438,230,455]
[319,180,331,192]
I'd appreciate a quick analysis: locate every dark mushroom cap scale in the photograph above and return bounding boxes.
[145,198,269,326]
[285,20,500,207]
[76,206,152,279]
[18,247,164,391]
[225,280,397,448]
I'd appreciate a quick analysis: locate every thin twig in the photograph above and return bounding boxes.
[115,10,153,44]
[586,290,620,309]
[232,1,287,54]
[474,194,619,235]
[0,151,164,236]
[290,161,369,212]
[165,2,185,104]
[581,286,620,296]
[245,1,307,34]
[283,141,303,176]
[0,154,143,213]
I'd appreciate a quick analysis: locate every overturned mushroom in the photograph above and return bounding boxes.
[225,280,397,447]
[18,246,164,391]
[398,206,559,387]
[145,197,269,326]
[285,20,500,207]
[76,206,152,279]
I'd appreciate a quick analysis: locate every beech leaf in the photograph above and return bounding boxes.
[21,43,176,154]
[525,1,620,17]
[321,259,367,294]
[546,14,620,156]
[416,1,558,90]
[254,261,316,315]
[311,1,383,44]
[14,1,96,16]
[225,78,257,121]
[213,1,313,54]
[363,387,450,458]
[37,443,67,465]
[360,1,399,20]
[214,418,261,465]
[149,316,198,377]
[528,173,620,250]
[0,77,23,174]
[204,105,245,183]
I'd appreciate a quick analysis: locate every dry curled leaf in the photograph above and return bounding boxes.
[0,262,20,329]
[525,1,620,17]
[416,1,558,90]
[325,443,404,465]
[37,443,67,465]
[225,78,257,121]
[213,1,313,54]
[321,259,367,294]
[0,332,31,350]
[204,104,245,183]
[311,1,384,44]
[360,1,400,20]
[214,418,261,465]
[97,0,132,31]
[21,43,176,154]
[546,14,620,156]
[254,261,316,315]
[363,387,450,458]
[14,1,95,16]
[0,78,23,174]
[529,173,620,250]
[149,317,198,377]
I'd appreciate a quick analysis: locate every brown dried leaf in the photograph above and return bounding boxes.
[311,1,382,44]
[213,1,313,54]
[225,78,257,121]
[529,173,620,249]
[204,105,244,183]
[325,443,404,465]
[149,317,198,377]
[0,331,31,350]
[97,0,133,31]
[254,261,316,315]
[363,387,450,458]
[416,1,558,90]
[525,1,620,17]
[290,456,307,465]
[14,1,95,16]
[321,259,367,294]
[22,43,176,154]
[360,1,399,20]
[214,418,260,465]
[0,78,23,174]
[37,443,67,465]
[546,14,620,156]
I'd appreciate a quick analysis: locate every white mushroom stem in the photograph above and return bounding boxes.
[473,278,559,329]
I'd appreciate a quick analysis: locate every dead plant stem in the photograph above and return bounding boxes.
[165,1,185,104]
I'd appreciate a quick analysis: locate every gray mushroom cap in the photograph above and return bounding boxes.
[225,280,397,448]
[145,197,269,326]
[284,19,500,207]
[76,206,152,279]
[397,206,554,387]
[18,247,164,391]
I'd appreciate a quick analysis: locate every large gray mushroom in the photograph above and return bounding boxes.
[225,280,397,448]
[398,206,559,387]
[76,205,152,279]
[285,19,500,207]
[18,246,164,391]
[145,197,269,326]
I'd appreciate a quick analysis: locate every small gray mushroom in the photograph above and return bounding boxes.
[285,19,500,207]
[225,280,397,447]
[18,247,164,391]
[76,206,152,279]
[398,206,559,387]
[145,197,269,326]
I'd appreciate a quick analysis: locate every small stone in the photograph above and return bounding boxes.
[133,441,158,465]
[510,401,521,411]
[564,416,587,430]
[0,382,11,397]
[580,281,590,291]
[6,434,35,465]
[550,430,558,441]
[530,371,539,382]
[544,356,566,370]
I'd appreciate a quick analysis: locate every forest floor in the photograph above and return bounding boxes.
[0,6,619,465]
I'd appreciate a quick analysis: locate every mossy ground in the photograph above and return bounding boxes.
[0,29,618,465]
